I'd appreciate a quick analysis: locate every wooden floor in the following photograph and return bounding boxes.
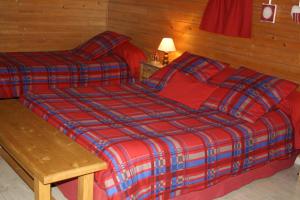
[1,156,300,200]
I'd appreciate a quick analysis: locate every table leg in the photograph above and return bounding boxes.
[34,178,51,200]
[78,173,94,200]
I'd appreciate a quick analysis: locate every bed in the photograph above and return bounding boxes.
[0,31,145,99]
[0,35,299,200]
[20,83,297,200]
[0,51,132,98]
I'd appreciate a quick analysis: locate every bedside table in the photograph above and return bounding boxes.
[140,61,164,80]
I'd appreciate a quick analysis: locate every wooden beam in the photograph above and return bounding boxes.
[34,178,51,200]
[78,173,94,200]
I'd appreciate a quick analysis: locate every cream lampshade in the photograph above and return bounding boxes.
[158,38,176,65]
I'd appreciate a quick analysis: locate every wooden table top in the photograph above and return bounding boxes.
[0,99,107,184]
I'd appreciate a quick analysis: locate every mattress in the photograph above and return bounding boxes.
[21,83,294,200]
[0,51,131,98]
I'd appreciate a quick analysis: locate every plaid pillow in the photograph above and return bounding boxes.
[142,65,177,90]
[203,67,298,123]
[143,52,227,90]
[141,53,193,90]
[73,31,130,60]
[180,52,227,81]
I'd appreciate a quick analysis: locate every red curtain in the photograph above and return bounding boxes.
[200,0,253,38]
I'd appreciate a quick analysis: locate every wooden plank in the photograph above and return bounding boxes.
[0,0,109,52]
[34,178,51,200]
[78,173,94,200]
[0,100,107,185]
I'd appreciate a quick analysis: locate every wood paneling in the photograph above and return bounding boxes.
[1,0,299,83]
[108,0,300,84]
[0,0,108,52]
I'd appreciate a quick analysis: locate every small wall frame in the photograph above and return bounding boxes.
[261,0,277,23]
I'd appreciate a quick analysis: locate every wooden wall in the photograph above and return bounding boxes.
[0,0,108,52]
[108,0,300,84]
[1,0,299,83]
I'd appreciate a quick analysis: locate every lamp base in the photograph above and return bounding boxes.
[162,52,169,66]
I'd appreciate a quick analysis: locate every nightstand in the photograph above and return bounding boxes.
[140,61,164,80]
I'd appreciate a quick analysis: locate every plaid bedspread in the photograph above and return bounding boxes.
[21,83,294,200]
[0,51,131,99]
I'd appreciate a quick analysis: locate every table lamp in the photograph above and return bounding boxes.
[158,38,176,65]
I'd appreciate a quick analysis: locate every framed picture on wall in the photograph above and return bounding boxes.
[261,3,277,23]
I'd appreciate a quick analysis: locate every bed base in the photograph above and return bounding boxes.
[57,154,298,200]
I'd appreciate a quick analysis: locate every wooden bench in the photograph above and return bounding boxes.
[0,100,107,200]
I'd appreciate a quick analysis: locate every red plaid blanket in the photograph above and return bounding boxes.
[21,84,294,200]
[0,51,131,99]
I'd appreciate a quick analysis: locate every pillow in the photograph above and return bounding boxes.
[278,91,300,149]
[180,52,228,81]
[112,42,146,79]
[142,59,180,90]
[73,31,130,60]
[143,51,227,90]
[203,67,298,123]
[158,71,218,109]
[209,66,237,85]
